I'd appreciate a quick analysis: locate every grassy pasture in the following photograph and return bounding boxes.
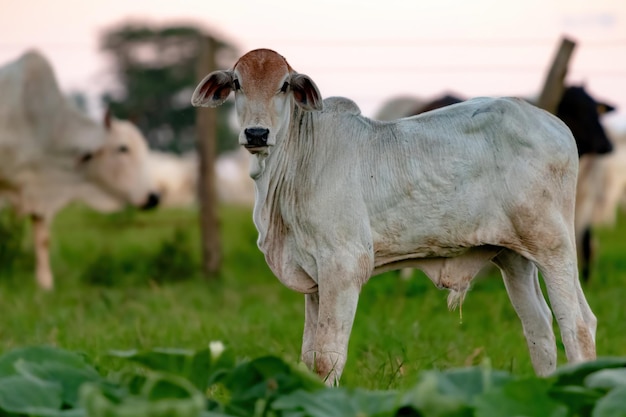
[0,203,625,390]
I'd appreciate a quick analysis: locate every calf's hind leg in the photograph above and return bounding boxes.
[536,248,596,364]
[492,250,556,375]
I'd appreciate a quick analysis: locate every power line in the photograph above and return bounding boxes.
[304,66,626,76]
[262,38,626,47]
[1,38,626,49]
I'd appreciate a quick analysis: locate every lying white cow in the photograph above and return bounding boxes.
[145,148,254,208]
[147,150,198,208]
[216,148,255,206]
[191,48,596,385]
[0,50,159,289]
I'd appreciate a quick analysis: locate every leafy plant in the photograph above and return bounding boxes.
[0,345,625,417]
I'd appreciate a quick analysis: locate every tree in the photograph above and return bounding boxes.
[100,23,238,154]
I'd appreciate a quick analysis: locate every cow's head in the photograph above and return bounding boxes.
[191,49,323,156]
[79,111,160,210]
[557,86,615,156]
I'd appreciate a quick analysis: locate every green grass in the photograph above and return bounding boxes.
[0,203,625,389]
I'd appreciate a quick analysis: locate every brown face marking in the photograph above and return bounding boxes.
[233,49,293,99]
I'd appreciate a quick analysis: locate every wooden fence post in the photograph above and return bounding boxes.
[536,37,577,114]
[195,36,221,277]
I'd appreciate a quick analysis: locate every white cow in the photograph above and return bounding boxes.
[216,148,255,207]
[374,96,425,121]
[191,48,596,385]
[145,148,254,208]
[0,50,159,290]
[573,127,626,280]
[590,128,626,226]
[148,150,198,208]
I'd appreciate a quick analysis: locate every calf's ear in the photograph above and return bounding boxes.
[191,70,234,107]
[290,73,323,111]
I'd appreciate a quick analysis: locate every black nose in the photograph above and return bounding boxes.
[141,192,160,210]
[244,128,269,147]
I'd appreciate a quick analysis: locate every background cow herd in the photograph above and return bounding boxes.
[0,48,624,291]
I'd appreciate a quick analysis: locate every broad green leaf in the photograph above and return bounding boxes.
[592,385,626,417]
[200,412,240,417]
[109,347,199,374]
[148,377,197,400]
[15,409,86,417]
[0,374,63,414]
[0,346,93,376]
[549,385,602,416]
[272,387,398,417]
[224,356,323,398]
[474,377,568,417]
[80,373,205,417]
[221,356,324,417]
[550,358,626,387]
[206,348,236,387]
[289,362,327,391]
[15,358,102,407]
[434,366,513,402]
[586,368,626,390]
[110,346,233,392]
[399,371,471,417]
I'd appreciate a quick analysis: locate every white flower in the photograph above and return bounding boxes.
[208,340,225,359]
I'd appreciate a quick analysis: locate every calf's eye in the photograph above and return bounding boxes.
[233,79,241,90]
[118,145,129,153]
[280,82,289,93]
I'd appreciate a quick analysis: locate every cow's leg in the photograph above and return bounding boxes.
[303,281,360,386]
[301,257,366,386]
[574,270,597,340]
[301,292,319,368]
[534,244,596,365]
[31,214,53,290]
[492,250,556,376]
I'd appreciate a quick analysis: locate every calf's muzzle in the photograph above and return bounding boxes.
[244,127,270,148]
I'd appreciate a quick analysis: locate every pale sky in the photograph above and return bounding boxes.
[0,0,625,128]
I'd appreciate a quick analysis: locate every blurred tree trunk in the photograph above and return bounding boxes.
[196,36,221,277]
[537,37,576,114]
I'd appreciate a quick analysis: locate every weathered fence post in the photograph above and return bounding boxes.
[195,35,221,277]
[536,37,577,113]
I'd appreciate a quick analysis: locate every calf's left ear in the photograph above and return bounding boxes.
[290,73,323,111]
[192,70,234,108]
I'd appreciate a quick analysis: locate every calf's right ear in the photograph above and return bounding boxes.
[191,70,234,108]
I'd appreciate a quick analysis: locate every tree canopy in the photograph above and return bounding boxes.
[100,23,238,154]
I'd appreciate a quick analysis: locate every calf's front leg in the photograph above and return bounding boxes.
[301,276,362,386]
[301,292,319,367]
